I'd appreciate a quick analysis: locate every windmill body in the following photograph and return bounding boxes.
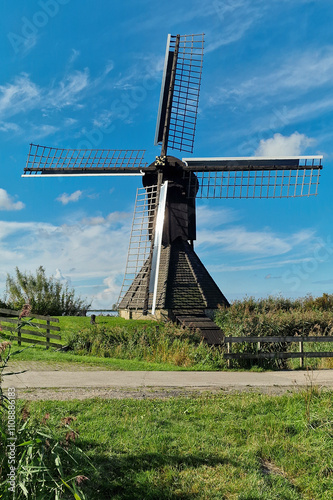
[119,154,229,321]
[22,33,323,337]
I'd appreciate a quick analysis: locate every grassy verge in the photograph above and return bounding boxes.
[7,346,213,371]
[4,316,228,371]
[3,389,333,499]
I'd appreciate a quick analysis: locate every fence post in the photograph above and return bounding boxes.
[227,335,232,368]
[17,319,21,347]
[46,319,50,350]
[257,340,261,367]
[299,337,304,368]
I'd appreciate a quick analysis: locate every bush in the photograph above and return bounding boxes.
[65,321,226,369]
[4,266,90,316]
[215,295,333,369]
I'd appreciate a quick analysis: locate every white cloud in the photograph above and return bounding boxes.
[0,189,25,211]
[0,73,39,118]
[69,49,80,64]
[93,110,114,129]
[271,98,333,130]
[197,226,315,257]
[104,60,114,75]
[47,69,90,109]
[0,215,131,308]
[197,206,239,228]
[54,268,71,285]
[0,122,21,133]
[93,274,120,308]
[209,256,314,273]
[56,190,83,205]
[211,46,333,105]
[198,227,291,256]
[255,132,315,156]
[32,124,59,139]
[0,69,90,122]
[81,211,131,226]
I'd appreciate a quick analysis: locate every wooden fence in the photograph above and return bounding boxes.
[224,335,333,368]
[0,308,61,349]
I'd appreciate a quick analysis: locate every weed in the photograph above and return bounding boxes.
[0,339,90,498]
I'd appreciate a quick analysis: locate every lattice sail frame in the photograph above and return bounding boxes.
[117,185,158,311]
[182,156,323,199]
[155,33,204,154]
[23,144,147,176]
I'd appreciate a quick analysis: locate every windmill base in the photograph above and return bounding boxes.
[119,307,218,321]
[118,237,229,320]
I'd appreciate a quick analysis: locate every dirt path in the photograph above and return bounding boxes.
[14,386,305,401]
[3,362,333,400]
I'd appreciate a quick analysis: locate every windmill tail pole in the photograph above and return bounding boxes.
[161,34,180,157]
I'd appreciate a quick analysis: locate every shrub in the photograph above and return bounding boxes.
[215,295,333,369]
[65,321,226,369]
[4,266,90,316]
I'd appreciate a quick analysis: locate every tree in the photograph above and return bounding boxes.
[5,266,90,316]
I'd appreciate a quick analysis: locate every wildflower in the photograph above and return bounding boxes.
[65,430,77,444]
[0,341,11,360]
[42,412,50,424]
[61,416,77,426]
[21,405,30,422]
[75,475,89,485]
[19,302,32,319]
[0,341,10,354]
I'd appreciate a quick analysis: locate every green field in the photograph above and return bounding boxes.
[1,390,333,499]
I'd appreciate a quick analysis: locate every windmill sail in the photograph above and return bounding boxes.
[117,185,158,312]
[118,182,168,315]
[23,144,146,176]
[182,156,323,198]
[155,33,204,154]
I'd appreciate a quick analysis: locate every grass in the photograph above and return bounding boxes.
[5,315,228,371]
[3,389,333,499]
[8,346,205,371]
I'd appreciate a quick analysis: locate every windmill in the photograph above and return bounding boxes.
[22,33,323,344]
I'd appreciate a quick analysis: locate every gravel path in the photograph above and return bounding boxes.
[3,362,333,400]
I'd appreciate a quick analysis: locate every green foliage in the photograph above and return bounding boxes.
[65,320,226,369]
[5,266,90,316]
[304,293,333,311]
[0,341,90,499]
[215,295,333,337]
[215,295,333,369]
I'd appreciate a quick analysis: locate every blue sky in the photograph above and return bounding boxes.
[0,0,332,308]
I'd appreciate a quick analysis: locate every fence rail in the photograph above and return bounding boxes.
[224,335,333,368]
[0,308,61,349]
